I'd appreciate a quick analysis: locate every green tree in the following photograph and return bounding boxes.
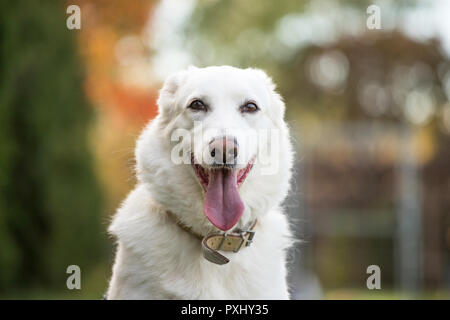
[0,1,105,292]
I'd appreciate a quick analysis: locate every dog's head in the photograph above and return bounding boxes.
[136,66,293,232]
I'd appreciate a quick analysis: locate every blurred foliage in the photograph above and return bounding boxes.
[0,0,105,292]
[76,0,157,214]
[278,33,449,123]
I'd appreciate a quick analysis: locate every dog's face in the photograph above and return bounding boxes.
[136,66,293,232]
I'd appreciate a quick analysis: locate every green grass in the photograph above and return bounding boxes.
[324,288,450,300]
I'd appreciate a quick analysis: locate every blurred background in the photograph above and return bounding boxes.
[1,0,449,299]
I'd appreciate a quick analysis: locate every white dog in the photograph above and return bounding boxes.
[107,66,294,299]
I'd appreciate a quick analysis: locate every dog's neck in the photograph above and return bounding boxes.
[166,210,254,237]
[166,210,258,265]
[166,207,256,238]
[166,210,203,240]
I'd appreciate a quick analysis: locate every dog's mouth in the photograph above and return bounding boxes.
[192,161,254,190]
[192,156,254,231]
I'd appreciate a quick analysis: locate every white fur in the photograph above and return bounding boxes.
[107,66,294,299]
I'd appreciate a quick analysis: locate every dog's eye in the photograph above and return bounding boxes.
[240,102,259,113]
[188,99,207,112]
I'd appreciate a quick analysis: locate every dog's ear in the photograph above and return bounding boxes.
[247,68,286,122]
[157,66,198,115]
[157,71,183,114]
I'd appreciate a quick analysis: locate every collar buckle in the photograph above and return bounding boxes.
[233,229,256,253]
[245,230,255,247]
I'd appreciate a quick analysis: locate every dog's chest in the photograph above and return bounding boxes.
[148,238,287,299]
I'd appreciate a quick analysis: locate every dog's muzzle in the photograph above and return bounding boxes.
[208,136,238,167]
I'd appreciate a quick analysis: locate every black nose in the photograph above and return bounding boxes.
[209,137,238,165]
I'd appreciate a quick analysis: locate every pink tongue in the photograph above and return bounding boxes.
[203,169,244,231]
